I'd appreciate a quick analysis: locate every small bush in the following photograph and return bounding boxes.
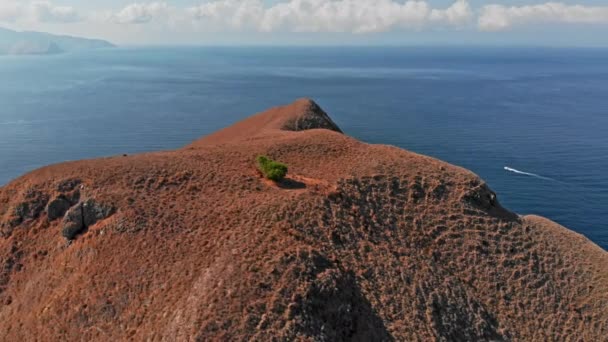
[256,155,288,181]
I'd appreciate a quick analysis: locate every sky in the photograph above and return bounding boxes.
[1,0,608,46]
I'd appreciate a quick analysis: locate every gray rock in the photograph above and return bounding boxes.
[46,195,72,221]
[62,203,84,240]
[82,199,115,227]
[10,190,49,227]
[61,199,115,240]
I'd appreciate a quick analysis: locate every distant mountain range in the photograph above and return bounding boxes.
[0,27,114,55]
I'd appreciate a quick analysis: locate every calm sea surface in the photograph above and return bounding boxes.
[1,46,607,249]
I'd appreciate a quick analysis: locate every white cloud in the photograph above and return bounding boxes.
[0,0,80,23]
[479,2,608,32]
[5,0,608,45]
[188,0,264,30]
[113,2,171,24]
[30,1,80,23]
[187,0,473,33]
[260,0,430,33]
[430,0,472,27]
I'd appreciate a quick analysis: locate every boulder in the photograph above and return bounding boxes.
[61,199,115,240]
[82,199,115,227]
[46,195,72,221]
[62,203,84,240]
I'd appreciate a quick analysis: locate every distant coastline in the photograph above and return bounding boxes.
[0,27,113,55]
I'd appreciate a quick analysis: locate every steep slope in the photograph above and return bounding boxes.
[0,99,606,341]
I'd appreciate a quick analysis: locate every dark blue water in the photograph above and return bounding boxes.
[1,46,607,250]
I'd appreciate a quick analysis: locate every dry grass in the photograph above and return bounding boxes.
[0,99,606,341]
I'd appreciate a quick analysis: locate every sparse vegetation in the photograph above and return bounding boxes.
[256,155,288,181]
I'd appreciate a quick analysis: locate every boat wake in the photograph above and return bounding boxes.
[504,166,559,182]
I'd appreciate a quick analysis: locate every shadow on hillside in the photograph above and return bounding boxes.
[277,178,307,190]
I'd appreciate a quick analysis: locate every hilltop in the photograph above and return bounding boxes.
[0,27,113,55]
[0,99,606,340]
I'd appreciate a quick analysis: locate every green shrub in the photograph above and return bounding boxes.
[256,155,288,181]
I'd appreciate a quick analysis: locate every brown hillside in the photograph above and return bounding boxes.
[0,99,606,341]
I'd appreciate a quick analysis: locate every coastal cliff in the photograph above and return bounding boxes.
[0,99,606,340]
[0,27,113,55]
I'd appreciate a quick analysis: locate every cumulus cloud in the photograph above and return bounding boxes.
[188,0,264,30]
[187,0,473,33]
[479,2,608,31]
[259,0,431,33]
[0,0,81,23]
[113,2,171,24]
[430,0,472,26]
[6,0,608,41]
[30,1,80,23]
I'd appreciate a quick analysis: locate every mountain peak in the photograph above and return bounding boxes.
[191,98,342,147]
[280,98,343,133]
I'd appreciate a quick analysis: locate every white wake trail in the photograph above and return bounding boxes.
[504,166,558,182]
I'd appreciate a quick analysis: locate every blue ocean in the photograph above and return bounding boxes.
[1,46,607,249]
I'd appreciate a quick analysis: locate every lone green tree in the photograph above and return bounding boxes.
[256,156,288,181]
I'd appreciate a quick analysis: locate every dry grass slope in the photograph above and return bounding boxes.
[0,98,606,341]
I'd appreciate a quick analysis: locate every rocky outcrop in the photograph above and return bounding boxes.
[1,178,82,235]
[281,99,343,133]
[47,195,74,221]
[62,199,115,240]
[9,189,49,227]
[462,180,518,220]
[61,203,85,240]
